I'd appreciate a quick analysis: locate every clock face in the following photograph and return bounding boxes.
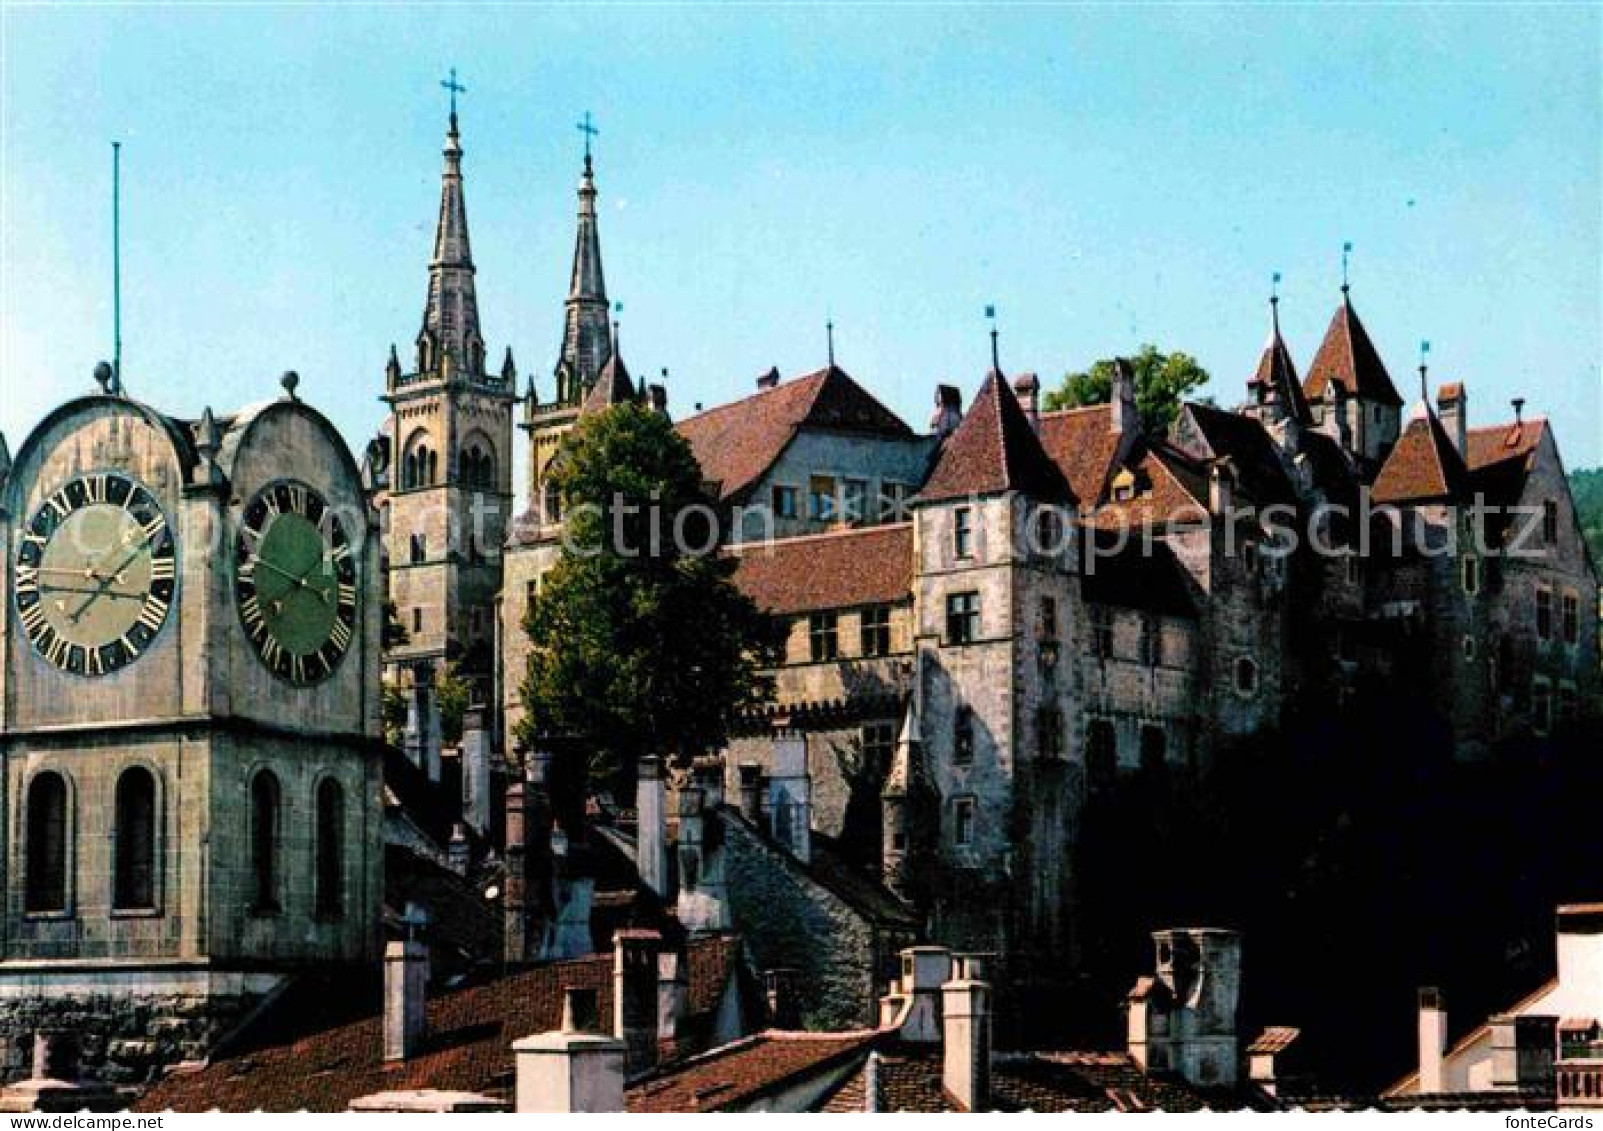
[234,480,358,685]
[13,471,177,676]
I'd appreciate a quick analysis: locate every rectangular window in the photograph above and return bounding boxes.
[953,797,976,847]
[1037,707,1065,761]
[954,507,974,559]
[1562,592,1579,644]
[953,707,974,765]
[1090,608,1114,660]
[808,475,838,521]
[879,482,911,522]
[862,722,896,771]
[772,485,799,520]
[841,479,868,523]
[946,591,980,645]
[412,607,423,633]
[860,605,892,657]
[808,611,839,662]
[1537,588,1554,640]
[1544,499,1559,544]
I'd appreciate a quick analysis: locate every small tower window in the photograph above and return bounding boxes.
[953,707,975,765]
[1543,500,1559,544]
[1562,592,1579,644]
[1536,587,1554,639]
[952,797,976,847]
[25,772,69,914]
[410,534,426,564]
[953,507,974,559]
[250,770,281,914]
[945,591,980,645]
[315,779,344,919]
[113,766,157,911]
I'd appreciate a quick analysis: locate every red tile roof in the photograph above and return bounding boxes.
[1250,317,1314,424]
[676,366,914,502]
[919,373,1076,504]
[1248,1027,1302,1055]
[134,936,741,1113]
[627,1030,878,1112]
[1303,293,1404,407]
[1466,418,1546,470]
[729,523,913,615]
[1038,405,1125,504]
[1086,442,1211,531]
[1372,409,1472,504]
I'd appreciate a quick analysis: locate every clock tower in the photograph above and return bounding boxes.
[0,372,383,1084]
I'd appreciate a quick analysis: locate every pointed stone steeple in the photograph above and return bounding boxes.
[418,109,485,379]
[1249,296,1313,426]
[554,154,612,402]
[580,319,636,416]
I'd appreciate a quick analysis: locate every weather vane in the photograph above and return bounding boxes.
[440,68,466,119]
[985,305,1000,373]
[1341,241,1353,292]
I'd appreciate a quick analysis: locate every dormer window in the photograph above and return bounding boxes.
[1110,468,1137,502]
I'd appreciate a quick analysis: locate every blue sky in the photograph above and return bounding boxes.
[3,3,1599,494]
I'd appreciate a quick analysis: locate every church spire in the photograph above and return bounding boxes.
[418,76,484,380]
[554,113,612,401]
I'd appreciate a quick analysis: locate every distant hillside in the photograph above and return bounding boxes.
[1574,468,1603,567]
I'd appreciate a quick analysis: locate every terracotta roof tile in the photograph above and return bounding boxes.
[1466,418,1546,470]
[919,373,1076,505]
[1250,315,1314,424]
[1303,294,1404,407]
[1248,1027,1301,1055]
[1372,408,1472,504]
[1086,442,1211,531]
[1038,406,1125,504]
[134,936,741,1112]
[729,523,913,615]
[627,1030,878,1112]
[676,367,914,502]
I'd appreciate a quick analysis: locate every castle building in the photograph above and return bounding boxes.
[0,372,384,1083]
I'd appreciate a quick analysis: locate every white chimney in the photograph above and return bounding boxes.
[384,934,429,1062]
[513,988,626,1114]
[1209,458,1236,516]
[1436,383,1468,456]
[879,946,951,1042]
[942,957,992,1112]
[1417,986,1448,1095]
[636,756,668,898]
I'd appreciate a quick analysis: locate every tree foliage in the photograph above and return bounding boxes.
[1042,344,1211,434]
[1571,467,1603,569]
[516,404,782,794]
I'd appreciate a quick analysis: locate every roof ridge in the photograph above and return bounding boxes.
[727,521,912,554]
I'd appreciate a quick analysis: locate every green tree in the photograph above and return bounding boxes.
[1571,468,1603,569]
[517,404,782,794]
[1042,344,1211,435]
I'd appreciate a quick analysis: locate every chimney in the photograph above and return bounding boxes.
[878,946,951,1041]
[1436,383,1467,455]
[544,828,595,960]
[648,383,668,414]
[1132,928,1241,1089]
[513,987,625,1114]
[931,384,964,438]
[1012,373,1041,431]
[1556,902,1603,989]
[636,756,668,899]
[1490,1013,1558,1093]
[1111,357,1139,439]
[447,821,471,876]
[737,762,764,824]
[675,785,731,933]
[768,733,811,863]
[657,948,688,1059]
[1417,986,1448,1094]
[384,925,429,1061]
[503,778,531,963]
[764,968,802,1029]
[614,930,663,1078]
[942,956,992,1112]
[756,367,780,390]
[1209,458,1236,516]
[460,704,492,836]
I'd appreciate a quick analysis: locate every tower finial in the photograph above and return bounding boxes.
[1270,270,1282,330]
[577,110,598,168]
[1417,339,1430,401]
[827,319,835,368]
[441,67,466,131]
[1341,240,1353,295]
[985,304,1000,374]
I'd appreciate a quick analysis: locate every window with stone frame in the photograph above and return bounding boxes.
[1089,607,1114,661]
[410,533,426,564]
[952,796,976,847]
[1086,719,1117,792]
[315,778,344,919]
[250,770,282,914]
[945,591,980,645]
[953,507,974,559]
[1544,499,1559,544]
[862,722,896,775]
[808,611,840,662]
[860,604,892,657]
[1140,615,1164,667]
[1561,592,1579,644]
[808,475,838,521]
[1034,508,1064,556]
[1037,707,1065,761]
[772,484,799,520]
[953,707,975,765]
[113,766,157,911]
[24,772,68,914]
[1537,587,1554,640]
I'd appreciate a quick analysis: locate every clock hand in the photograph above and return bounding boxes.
[69,539,155,623]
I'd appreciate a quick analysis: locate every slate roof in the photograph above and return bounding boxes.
[1250,307,1314,424]
[1038,405,1126,504]
[580,349,637,415]
[1303,292,1404,407]
[728,523,913,615]
[820,1045,1222,1112]
[919,372,1076,505]
[134,936,742,1112]
[676,366,915,502]
[1371,407,1473,504]
[1180,403,1298,507]
[627,1031,878,1112]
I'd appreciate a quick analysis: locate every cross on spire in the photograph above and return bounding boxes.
[441,67,466,120]
[577,111,599,162]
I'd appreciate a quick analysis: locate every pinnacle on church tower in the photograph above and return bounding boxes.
[554,112,613,402]
[417,80,487,381]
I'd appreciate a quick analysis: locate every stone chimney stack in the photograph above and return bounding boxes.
[1128,928,1242,1090]
[636,756,668,899]
[1417,987,1448,1095]
[764,968,802,1029]
[614,930,663,1078]
[503,777,531,963]
[1012,373,1041,431]
[1111,357,1139,438]
[657,948,689,1058]
[1209,458,1237,516]
[1436,383,1467,456]
[384,915,430,1062]
[931,384,964,438]
[513,988,626,1114]
[460,704,493,836]
[756,367,780,390]
[675,784,731,933]
[737,762,764,824]
[942,956,992,1112]
[768,732,811,864]
[878,946,952,1041]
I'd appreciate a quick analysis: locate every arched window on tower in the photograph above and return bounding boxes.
[113,766,157,910]
[403,452,418,490]
[250,770,281,914]
[315,779,344,919]
[25,773,68,913]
